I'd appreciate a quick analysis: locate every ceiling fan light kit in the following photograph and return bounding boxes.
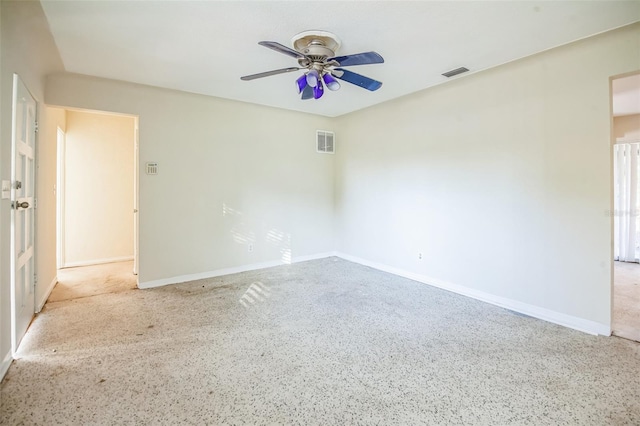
[322,73,340,91]
[306,69,320,87]
[241,30,384,101]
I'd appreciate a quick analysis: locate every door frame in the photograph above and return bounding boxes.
[56,127,66,269]
[133,118,139,278]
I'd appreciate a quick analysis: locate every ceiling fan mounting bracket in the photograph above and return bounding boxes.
[291,30,341,59]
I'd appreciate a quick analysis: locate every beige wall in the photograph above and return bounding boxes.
[613,114,640,141]
[46,74,336,285]
[1,1,64,374]
[36,106,66,310]
[334,23,640,333]
[63,110,135,266]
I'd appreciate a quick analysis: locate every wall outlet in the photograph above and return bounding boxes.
[418,252,423,260]
[248,244,253,253]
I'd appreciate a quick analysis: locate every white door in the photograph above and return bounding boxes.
[11,74,37,352]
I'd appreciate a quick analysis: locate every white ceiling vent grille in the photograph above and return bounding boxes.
[316,130,335,154]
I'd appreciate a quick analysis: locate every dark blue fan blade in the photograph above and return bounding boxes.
[332,68,382,91]
[301,85,314,100]
[328,52,384,67]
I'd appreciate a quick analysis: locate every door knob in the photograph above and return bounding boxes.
[13,201,29,209]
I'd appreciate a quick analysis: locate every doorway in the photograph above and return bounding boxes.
[55,108,139,301]
[611,72,640,342]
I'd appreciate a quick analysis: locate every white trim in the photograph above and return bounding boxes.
[1,351,13,382]
[56,127,66,269]
[10,74,19,356]
[36,276,57,313]
[62,256,134,268]
[334,252,610,336]
[133,118,139,279]
[138,252,335,289]
[135,250,609,336]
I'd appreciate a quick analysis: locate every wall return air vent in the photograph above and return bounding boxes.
[316,130,335,154]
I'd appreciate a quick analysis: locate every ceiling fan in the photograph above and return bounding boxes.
[240,31,384,100]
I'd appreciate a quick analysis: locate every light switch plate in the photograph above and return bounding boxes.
[1,180,10,199]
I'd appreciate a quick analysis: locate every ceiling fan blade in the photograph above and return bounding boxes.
[241,67,301,81]
[328,52,384,67]
[258,41,307,59]
[332,68,382,91]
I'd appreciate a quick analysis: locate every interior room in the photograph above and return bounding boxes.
[612,74,640,342]
[1,1,639,423]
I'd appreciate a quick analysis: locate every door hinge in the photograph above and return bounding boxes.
[34,121,39,133]
[34,274,38,285]
[34,198,38,208]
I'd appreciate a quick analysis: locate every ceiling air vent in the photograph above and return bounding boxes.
[317,130,335,154]
[442,67,469,78]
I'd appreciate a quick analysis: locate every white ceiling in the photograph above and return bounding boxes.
[41,1,640,117]
[613,74,640,117]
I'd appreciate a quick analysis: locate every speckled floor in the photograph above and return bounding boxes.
[1,257,639,425]
[49,261,137,303]
[613,261,640,342]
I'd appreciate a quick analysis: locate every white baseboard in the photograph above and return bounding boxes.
[36,276,58,313]
[136,249,609,336]
[1,351,12,382]
[63,256,134,268]
[334,252,610,336]
[138,252,335,289]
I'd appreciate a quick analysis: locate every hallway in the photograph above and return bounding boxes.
[48,261,137,303]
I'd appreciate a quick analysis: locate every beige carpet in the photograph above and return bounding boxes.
[613,261,640,342]
[2,258,639,424]
[48,261,137,303]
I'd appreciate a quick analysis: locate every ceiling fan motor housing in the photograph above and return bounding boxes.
[292,30,341,63]
[302,41,335,59]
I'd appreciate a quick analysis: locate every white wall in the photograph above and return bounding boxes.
[334,23,640,334]
[0,1,64,376]
[45,74,336,285]
[63,110,135,266]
